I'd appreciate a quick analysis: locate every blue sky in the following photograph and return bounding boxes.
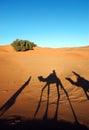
[0,0,89,48]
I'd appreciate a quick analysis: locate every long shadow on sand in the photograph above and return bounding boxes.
[33,70,79,124]
[0,76,31,117]
[66,71,89,100]
[0,70,88,130]
[33,70,63,120]
[0,73,89,130]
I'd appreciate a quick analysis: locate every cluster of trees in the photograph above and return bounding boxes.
[11,39,37,51]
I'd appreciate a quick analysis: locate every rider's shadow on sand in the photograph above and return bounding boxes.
[33,70,78,123]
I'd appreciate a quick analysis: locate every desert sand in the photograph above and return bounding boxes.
[0,45,89,129]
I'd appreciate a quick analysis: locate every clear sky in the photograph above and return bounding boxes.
[0,0,89,48]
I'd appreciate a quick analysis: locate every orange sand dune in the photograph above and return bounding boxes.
[0,45,89,128]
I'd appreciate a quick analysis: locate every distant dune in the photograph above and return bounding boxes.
[0,45,89,129]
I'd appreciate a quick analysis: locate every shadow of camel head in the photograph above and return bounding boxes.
[38,76,45,82]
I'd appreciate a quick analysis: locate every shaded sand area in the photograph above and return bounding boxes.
[0,45,89,129]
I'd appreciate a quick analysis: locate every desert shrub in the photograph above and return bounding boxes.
[11,39,37,51]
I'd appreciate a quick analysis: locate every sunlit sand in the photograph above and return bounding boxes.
[0,45,89,129]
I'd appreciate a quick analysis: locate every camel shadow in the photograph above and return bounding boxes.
[0,76,31,117]
[33,70,61,120]
[66,71,89,100]
[33,70,78,124]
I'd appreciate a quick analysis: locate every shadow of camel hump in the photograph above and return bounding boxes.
[0,76,31,117]
[66,71,89,100]
[38,70,63,88]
